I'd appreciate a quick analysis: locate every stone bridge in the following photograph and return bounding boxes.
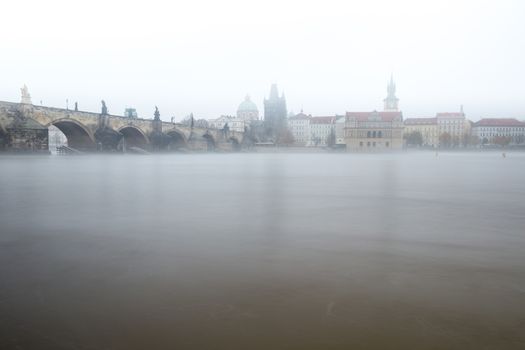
[0,100,244,153]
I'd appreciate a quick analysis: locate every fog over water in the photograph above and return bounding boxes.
[1,153,525,349]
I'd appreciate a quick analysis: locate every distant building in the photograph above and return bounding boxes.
[48,125,68,151]
[309,116,336,147]
[383,75,399,112]
[264,84,287,140]
[124,108,138,118]
[208,115,246,133]
[472,118,525,145]
[335,116,346,145]
[344,77,403,151]
[404,117,439,147]
[345,111,404,150]
[436,107,470,142]
[236,95,259,122]
[288,113,340,147]
[288,112,311,146]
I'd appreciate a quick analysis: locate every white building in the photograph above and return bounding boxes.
[472,118,525,144]
[436,107,470,140]
[309,116,336,146]
[288,112,311,146]
[288,113,338,147]
[335,116,346,145]
[208,115,246,133]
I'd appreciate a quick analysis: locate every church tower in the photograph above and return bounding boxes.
[383,75,399,111]
[264,84,287,139]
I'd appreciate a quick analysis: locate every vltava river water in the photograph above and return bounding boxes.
[1,152,524,349]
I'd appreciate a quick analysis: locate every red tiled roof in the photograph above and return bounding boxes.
[436,112,465,118]
[404,117,437,125]
[310,116,336,124]
[345,111,402,122]
[473,118,525,127]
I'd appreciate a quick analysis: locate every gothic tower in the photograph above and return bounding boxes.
[263,84,287,139]
[383,75,399,111]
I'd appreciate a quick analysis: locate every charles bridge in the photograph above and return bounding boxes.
[0,99,244,153]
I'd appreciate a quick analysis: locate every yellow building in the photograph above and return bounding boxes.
[344,111,404,151]
[404,117,438,147]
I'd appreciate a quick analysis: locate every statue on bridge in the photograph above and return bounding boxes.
[20,85,32,104]
[101,100,108,115]
[222,122,230,138]
[154,106,160,120]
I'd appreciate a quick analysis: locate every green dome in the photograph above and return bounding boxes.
[237,95,258,113]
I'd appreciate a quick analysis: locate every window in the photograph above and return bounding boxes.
[386,142,389,147]
[367,142,370,147]
[372,131,377,138]
[378,131,382,138]
[360,141,363,147]
[367,131,371,138]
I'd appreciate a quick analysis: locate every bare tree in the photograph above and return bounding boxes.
[493,136,512,148]
[439,132,452,148]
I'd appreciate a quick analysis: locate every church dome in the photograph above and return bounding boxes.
[237,95,258,113]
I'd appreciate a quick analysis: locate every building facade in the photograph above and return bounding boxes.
[288,112,311,146]
[345,111,404,151]
[404,117,438,147]
[472,118,525,145]
[335,116,346,145]
[208,115,246,133]
[436,108,470,141]
[309,116,336,146]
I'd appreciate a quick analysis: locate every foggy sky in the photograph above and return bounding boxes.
[1,0,524,121]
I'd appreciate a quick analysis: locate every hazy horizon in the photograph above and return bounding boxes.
[1,0,524,121]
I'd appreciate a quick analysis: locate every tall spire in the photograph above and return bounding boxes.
[269,84,279,99]
[383,74,399,111]
[387,74,396,97]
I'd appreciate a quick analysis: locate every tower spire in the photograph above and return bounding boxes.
[269,84,279,99]
[383,74,399,111]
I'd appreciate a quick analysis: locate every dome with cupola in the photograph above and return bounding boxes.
[236,95,259,122]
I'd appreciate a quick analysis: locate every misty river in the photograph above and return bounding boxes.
[1,152,524,349]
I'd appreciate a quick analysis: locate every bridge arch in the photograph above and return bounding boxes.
[47,118,96,151]
[118,126,149,150]
[203,132,216,151]
[0,124,7,150]
[166,129,188,151]
[229,136,241,151]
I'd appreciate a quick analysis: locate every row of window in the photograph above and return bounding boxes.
[359,141,390,147]
[477,128,525,132]
[439,120,464,124]
[479,133,524,137]
[367,131,383,138]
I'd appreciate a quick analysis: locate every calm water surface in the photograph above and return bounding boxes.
[1,152,524,349]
